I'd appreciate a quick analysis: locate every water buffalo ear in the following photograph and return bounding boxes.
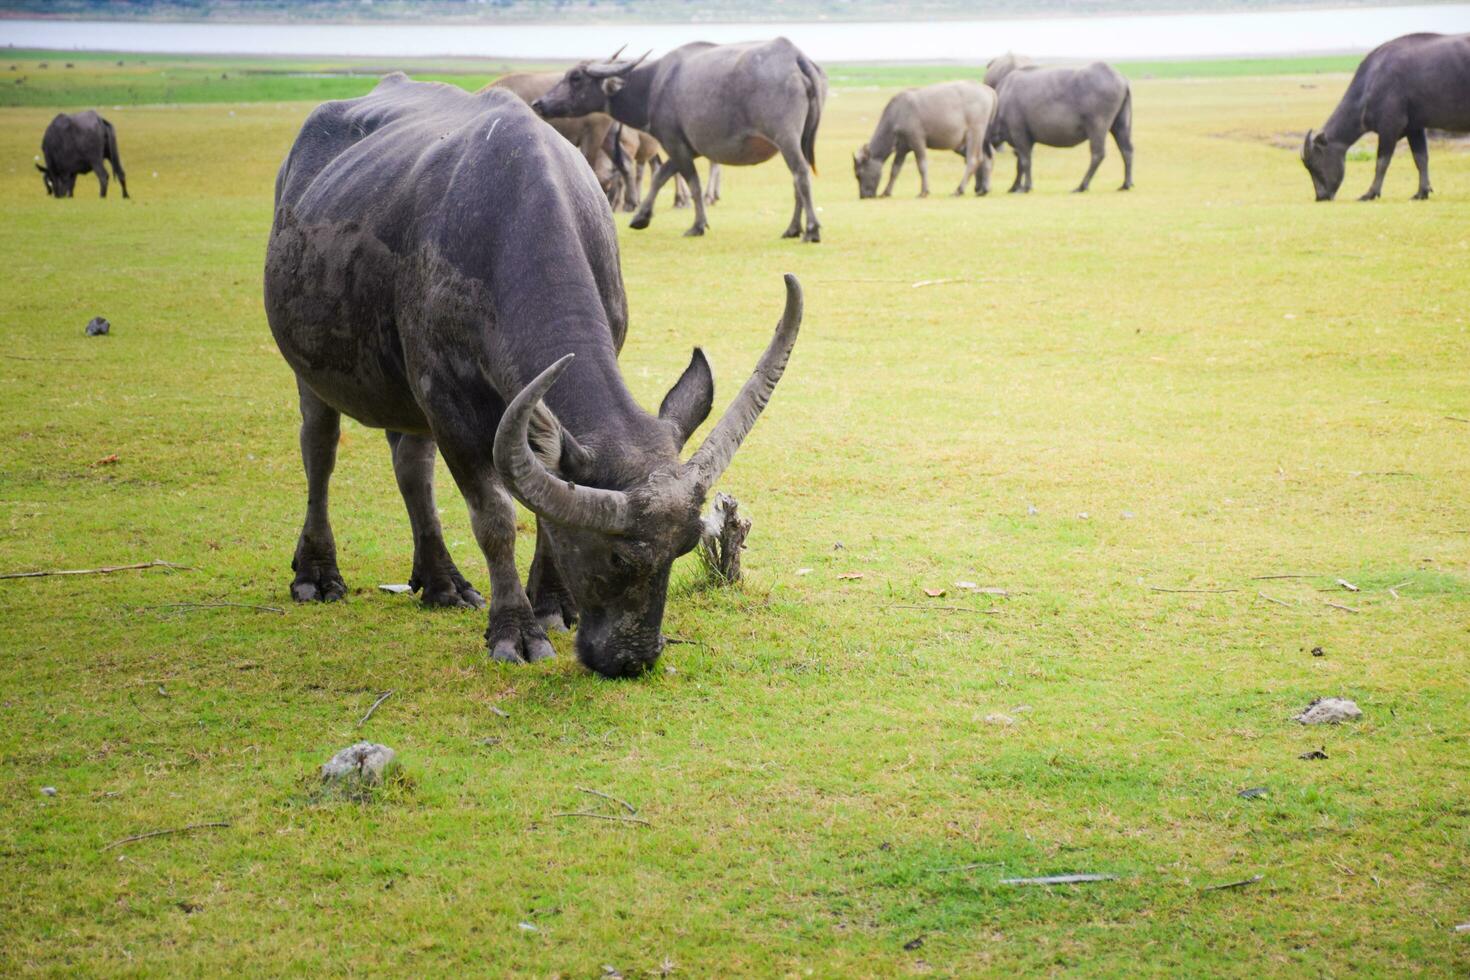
[35,163,46,174]
[660,347,715,449]
[601,76,625,97]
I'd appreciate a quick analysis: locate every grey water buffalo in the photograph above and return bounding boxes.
[601,124,720,211]
[1301,33,1470,201]
[984,53,1033,89]
[37,110,128,198]
[987,61,1133,193]
[489,71,629,183]
[853,80,998,198]
[532,38,827,241]
[263,75,803,678]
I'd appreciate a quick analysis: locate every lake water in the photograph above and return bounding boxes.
[3,5,1468,61]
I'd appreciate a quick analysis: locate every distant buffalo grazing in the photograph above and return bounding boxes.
[263,75,803,677]
[987,60,1134,193]
[37,110,128,198]
[984,52,1034,89]
[1302,32,1470,201]
[853,80,998,198]
[533,38,827,241]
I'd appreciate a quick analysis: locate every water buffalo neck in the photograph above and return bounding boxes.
[1321,79,1367,146]
[511,328,654,455]
[608,63,657,131]
[867,114,899,161]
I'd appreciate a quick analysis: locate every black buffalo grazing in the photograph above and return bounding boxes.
[37,110,129,198]
[532,39,827,241]
[263,75,803,678]
[853,80,998,198]
[1302,32,1470,201]
[986,60,1133,193]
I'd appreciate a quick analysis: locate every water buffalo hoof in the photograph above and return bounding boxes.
[291,565,347,603]
[781,227,801,239]
[1412,189,1431,200]
[1118,182,1133,191]
[1358,191,1380,201]
[802,228,821,243]
[417,575,484,609]
[486,607,556,665]
[629,213,651,230]
[1072,186,1090,194]
[683,225,706,237]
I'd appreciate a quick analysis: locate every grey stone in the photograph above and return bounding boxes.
[40,785,57,796]
[85,317,109,336]
[1294,698,1362,725]
[320,741,398,788]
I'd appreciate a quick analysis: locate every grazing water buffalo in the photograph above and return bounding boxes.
[263,75,803,678]
[37,110,128,198]
[1301,33,1470,201]
[988,62,1133,193]
[532,38,827,241]
[852,80,998,198]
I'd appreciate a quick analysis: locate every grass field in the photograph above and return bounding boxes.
[2,55,1468,975]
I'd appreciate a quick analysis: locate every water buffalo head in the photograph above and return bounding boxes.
[493,274,803,678]
[532,50,649,119]
[853,145,883,198]
[1301,129,1345,201]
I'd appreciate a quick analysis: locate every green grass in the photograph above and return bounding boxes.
[1,50,1367,108]
[2,62,1469,975]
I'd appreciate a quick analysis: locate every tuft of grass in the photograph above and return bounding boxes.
[1,59,1468,975]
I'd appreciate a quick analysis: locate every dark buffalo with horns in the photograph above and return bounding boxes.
[1301,33,1470,201]
[531,38,827,241]
[37,110,129,198]
[263,74,803,678]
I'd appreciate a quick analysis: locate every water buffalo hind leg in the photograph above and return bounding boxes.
[977,143,994,195]
[385,430,484,609]
[915,147,932,197]
[630,158,680,230]
[437,446,555,665]
[779,142,819,242]
[290,380,348,602]
[881,148,907,197]
[1112,117,1134,190]
[1008,143,1029,193]
[92,155,109,198]
[1407,128,1431,199]
[680,160,709,237]
[1075,129,1107,192]
[527,521,578,631]
[1360,130,1398,201]
[956,145,980,196]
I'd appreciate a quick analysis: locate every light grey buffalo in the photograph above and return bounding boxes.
[984,53,1034,89]
[489,71,633,189]
[1302,32,1470,201]
[986,59,1134,193]
[532,39,827,241]
[263,75,803,677]
[852,80,998,198]
[36,110,128,199]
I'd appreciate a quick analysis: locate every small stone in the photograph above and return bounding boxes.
[984,713,1016,726]
[517,921,538,933]
[41,786,57,796]
[320,741,398,790]
[1026,504,1038,516]
[85,316,109,336]
[1121,510,1135,520]
[1293,698,1362,725]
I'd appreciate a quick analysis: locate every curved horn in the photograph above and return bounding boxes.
[586,50,650,79]
[494,354,631,533]
[686,274,803,490]
[1301,128,1314,160]
[607,43,627,61]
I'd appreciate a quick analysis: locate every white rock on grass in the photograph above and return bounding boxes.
[321,742,398,788]
[1294,698,1362,725]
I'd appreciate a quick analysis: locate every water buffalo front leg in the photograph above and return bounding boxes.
[915,146,932,197]
[385,430,484,609]
[1360,129,1399,201]
[1075,128,1107,192]
[630,158,680,230]
[527,520,578,632]
[679,159,709,237]
[290,380,347,602]
[1407,128,1432,200]
[881,148,908,197]
[1007,141,1029,193]
[436,445,554,665]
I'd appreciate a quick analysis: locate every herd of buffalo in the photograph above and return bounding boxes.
[33,31,1470,677]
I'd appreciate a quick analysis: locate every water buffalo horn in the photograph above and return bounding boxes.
[687,274,803,491]
[586,50,650,79]
[493,354,631,533]
[1301,129,1313,159]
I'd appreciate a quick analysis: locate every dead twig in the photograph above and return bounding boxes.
[135,602,284,615]
[552,811,651,827]
[489,705,510,719]
[100,821,230,852]
[1336,578,1359,592]
[1324,601,1361,614]
[1201,874,1263,892]
[1249,574,1315,580]
[1,559,191,581]
[358,690,394,727]
[1256,591,1293,607]
[934,861,1004,873]
[1445,416,1470,424]
[577,786,637,814]
[1150,587,1239,594]
[1000,873,1117,885]
[885,603,997,614]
